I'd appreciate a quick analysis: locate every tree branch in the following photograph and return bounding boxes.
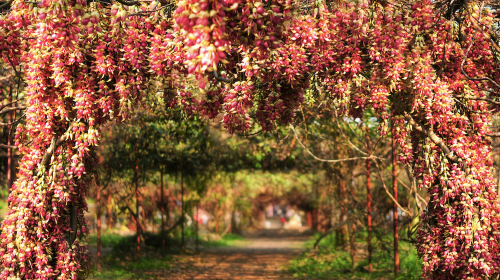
[290,125,387,163]
[373,160,412,216]
[0,0,13,10]
[403,113,458,163]
[0,143,16,149]
[0,98,23,111]
[453,95,500,106]
[313,218,350,249]
[165,216,184,234]
[39,124,74,171]
[114,0,141,6]
[212,70,233,84]
[0,113,25,127]
[0,106,26,116]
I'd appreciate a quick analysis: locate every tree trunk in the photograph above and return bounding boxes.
[231,209,238,234]
[160,166,165,256]
[339,179,347,252]
[392,121,400,275]
[312,209,319,231]
[215,203,220,234]
[107,189,112,230]
[135,143,141,259]
[366,126,373,273]
[6,87,12,199]
[307,211,313,228]
[180,155,185,251]
[95,175,101,272]
[196,203,199,252]
[350,179,356,271]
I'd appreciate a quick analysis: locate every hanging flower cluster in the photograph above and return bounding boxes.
[221,81,254,133]
[174,0,234,88]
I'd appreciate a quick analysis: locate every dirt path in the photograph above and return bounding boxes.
[157,230,312,280]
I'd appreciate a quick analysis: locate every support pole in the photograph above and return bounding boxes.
[392,120,400,276]
[95,175,101,272]
[135,143,141,259]
[161,166,165,256]
[366,126,373,273]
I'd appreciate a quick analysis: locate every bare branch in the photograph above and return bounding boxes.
[114,0,141,6]
[0,0,13,10]
[0,143,16,149]
[313,217,350,249]
[256,82,269,88]
[453,95,500,106]
[453,97,497,114]
[212,70,233,84]
[487,132,500,137]
[373,160,412,216]
[290,125,387,163]
[39,124,74,171]
[6,55,20,78]
[404,112,458,163]
[0,98,23,111]
[0,106,26,116]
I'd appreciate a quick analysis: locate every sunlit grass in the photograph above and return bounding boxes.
[286,231,422,279]
[90,255,175,280]
[88,231,249,279]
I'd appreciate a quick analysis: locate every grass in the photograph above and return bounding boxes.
[89,233,130,248]
[91,254,176,280]
[286,231,422,279]
[199,233,248,247]
[88,230,249,279]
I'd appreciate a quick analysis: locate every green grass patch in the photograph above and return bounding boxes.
[89,233,130,248]
[200,233,248,247]
[286,231,422,279]
[88,231,248,279]
[91,255,176,280]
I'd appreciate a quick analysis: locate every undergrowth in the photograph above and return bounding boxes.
[88,230,247,279]
[286,230,422,279]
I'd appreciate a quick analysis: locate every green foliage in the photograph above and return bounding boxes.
[88,231,246,279]
[287,233,422,280]
[89,233,130,249]
[90,255,175,280]
[199,233,248,247]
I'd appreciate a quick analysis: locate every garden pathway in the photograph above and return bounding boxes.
[157,228,312,280]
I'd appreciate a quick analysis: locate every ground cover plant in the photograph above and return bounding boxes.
[288,231,422,279]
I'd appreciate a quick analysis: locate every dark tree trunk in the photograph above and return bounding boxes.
[392,121,400,275]
[107,189,112,230]
[180,155,185,251]
[95,175,101,272]
[160,166,165,256]
[6,87,13,198]
[339,179,347,252]
[195,203,199,251]
[350,180,356,271]
[366,126,373,273]
[215,203,220,234]
[135,143,141,259]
